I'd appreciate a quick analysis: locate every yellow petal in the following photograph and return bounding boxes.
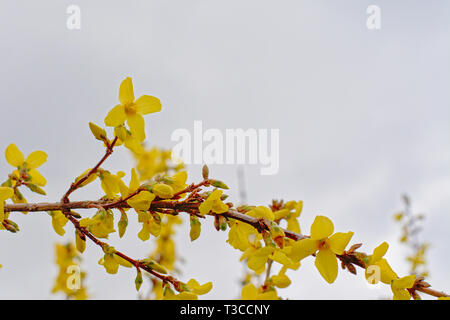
[0,187,14,201]
[371,241,389,264]
[187,279,213,295]
[211,200,228,214]
[274,209,290,220]
[105,104,126,127]
[114,255,133,268]
[152,184,174,199]
[392,275,415,290]
[135,95,161,114]
[75,233,86,253]
[170,171,187,189]
[118,180,129,198]
[138,225,150,241]
[100,173,120,198]
[247,255,268,272]
[127,191,155,211]
[270,250,295,268]
[103,254,119,274]
[127,113,146,142]
[290,238,318,261]
[315,248,338,284]
[250,206,275,220]
[310,215,334,240]
[29,169,47,186]
[189,216,201,241]
[376,258,398,284]
[51,213,68,236]
[75,169,98,187]
[241,283,258,300]
[119,77,135,105]
[25,151,47,169]
[129,168,140,192]
[287,217,301,234]
[5,144,24,167]
[124,136,144,155]
[198,201,213,215]
[329,231,354,255]
[208,189,223,200]
[272,273,291,288]
[294,201,303,217]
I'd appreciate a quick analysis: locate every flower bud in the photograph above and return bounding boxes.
[89,122,107,141]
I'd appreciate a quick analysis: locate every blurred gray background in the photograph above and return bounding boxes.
[0,0,449,299]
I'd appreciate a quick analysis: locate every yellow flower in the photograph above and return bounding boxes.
[365,246,414,300]
[99,170,124,199]
[365,242,393,284]
[5,144,47,186]
[285,201,303,233]
[391,275,415,300]
[244,245,299,274]
[104,77,161,142]
[119,169,156,211]
[291,215,353,283]
[199,189,228,215]
[0,187,14,222]
[80,209,115,239]
[114,125,144,155]
[137,211,161,241]
[227,220,256,251]
[244,246,275,273]
[99,245,133,274]
[49,211,69,236]
[166,171,188,193]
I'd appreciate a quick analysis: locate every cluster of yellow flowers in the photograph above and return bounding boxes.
[230,202,356,299]
[1,77,447,301]
[1,144,48,231]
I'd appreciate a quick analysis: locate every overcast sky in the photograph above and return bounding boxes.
[0,1,449,299]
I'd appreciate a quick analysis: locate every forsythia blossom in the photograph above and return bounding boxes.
[105,77,161,144]
[291,216,353,283]
[199,189,228,215]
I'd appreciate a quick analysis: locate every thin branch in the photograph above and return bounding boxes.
[64,213,179,286]
[3,197,448,298]
[61,136,118,203]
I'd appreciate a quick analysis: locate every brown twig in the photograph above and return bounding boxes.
[61,136,118,203]
[65,213,178,286]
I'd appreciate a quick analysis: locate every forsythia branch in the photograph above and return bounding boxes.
[2,77,449,300]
